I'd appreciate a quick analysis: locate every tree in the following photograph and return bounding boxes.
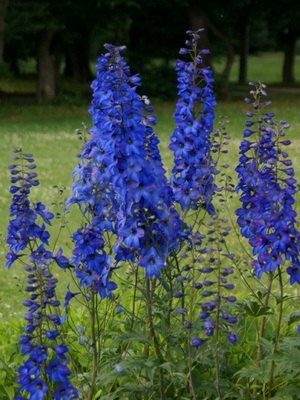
[4,0,140,101]
[266,0,300,83]
[0,0,9,65]
[5,0,63,102]
[36,29,56,104]
[282,30,298,83]
[186,0,236,97]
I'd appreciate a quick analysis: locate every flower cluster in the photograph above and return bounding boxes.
[169,29,217,214]
[6,151,50,259]
[68,44,182,286]
[235,83,300,282]
[174,218,238,346]
[6,150,77,399]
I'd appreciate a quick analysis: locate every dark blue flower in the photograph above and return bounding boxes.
[204,319,214,336]
[199,311,210,319]
[53,248,70,270]
[138,246,165,279]
[64,288,81,308]
[54,383,79,400]
[191,337,205,347]
[19,377,48,400]
[227,333,238,344]
[287,265,300,284]
[46,358,71,382]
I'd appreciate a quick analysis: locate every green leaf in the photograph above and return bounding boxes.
[236,365,267,383]
[112,331,152,346]
[0,386,15,400]
[159,361,176,374]
[284,311,300,326]
[271,384,300,400]
[255,288,268,301]
[243,300,273,317]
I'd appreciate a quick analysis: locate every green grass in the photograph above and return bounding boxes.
[214,51,300,85]
[0,104,89,216]
[0,104,90,319]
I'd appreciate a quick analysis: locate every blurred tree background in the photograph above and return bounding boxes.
[0,0,300,103]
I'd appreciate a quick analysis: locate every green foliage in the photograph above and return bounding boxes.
[138,60,177,100]
[0,319,23,399]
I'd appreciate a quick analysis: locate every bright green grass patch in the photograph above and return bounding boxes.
[214,51,300,84]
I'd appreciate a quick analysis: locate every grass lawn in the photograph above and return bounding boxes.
[214,51,300,85]
[1,51,300,320]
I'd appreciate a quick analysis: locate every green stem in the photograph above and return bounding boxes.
[145,278,166,400]
[165,259,174,331]
[214,290,222,399]
[87,292,99,400]
[214,221,223,400]
[268,267,284,398]
[130,263,139,330]
[256,272,273,368]
[253,272,273,397]
[185,251,197,399]
[186,328,197,400]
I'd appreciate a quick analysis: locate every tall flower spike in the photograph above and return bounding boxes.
[6,150,78,399]
[235,82,300,283]
[6,151,50,257]
[169,29,217,214]
[173,217,238,346]
[68,44,183,285]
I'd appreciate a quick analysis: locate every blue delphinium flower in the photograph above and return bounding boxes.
[6,150,78,399]
[235,83,300,283]
[169,29,217,214]
[137,246,165,279]
[68,44,183,287]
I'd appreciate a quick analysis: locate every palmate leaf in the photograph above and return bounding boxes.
[111,331,152,346]
[242,300,273,317]
[94,385,140,400]
[270,395,294,400]
[270,384,300,400]
[235,356,273,384]
[0,385,14,400]
[272,339,300,379]
[284,311,300,326]
[236,365,266,382]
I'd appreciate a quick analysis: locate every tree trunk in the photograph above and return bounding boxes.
[64,31,92,82]
[37,29,56,104]
[282,30,298,83]
[238,16,249,84]
[0,0,9,65]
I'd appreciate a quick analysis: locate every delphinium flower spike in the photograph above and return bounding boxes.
[169,29,217,215]
[166,31,238,357]
[68,44,183,289]
[6,150,78,399]
[235,82,300,282]
[173,217,238,346]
